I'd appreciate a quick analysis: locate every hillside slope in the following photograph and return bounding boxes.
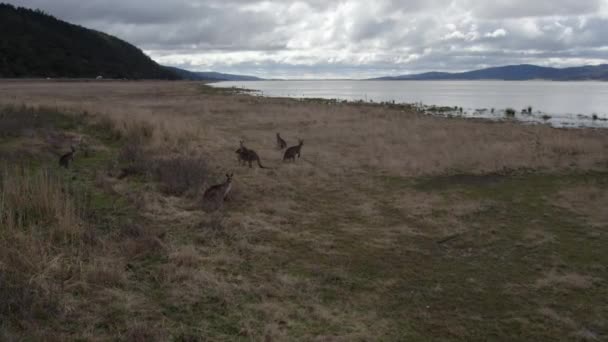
[165,66,263,81]
[373,64,608,81]
[0,4,178,79]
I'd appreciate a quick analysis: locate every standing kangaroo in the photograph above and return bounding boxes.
[203,173,233,207]
[59,145,76,168]
[235,141,270,169]
[276,133,287,149]
[283,139,303,162]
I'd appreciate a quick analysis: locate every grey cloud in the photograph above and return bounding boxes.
[11,0,201,24]
[463,0,603,19]
[4,0,608,78]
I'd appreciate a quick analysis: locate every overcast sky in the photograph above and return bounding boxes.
[7,0,608,78]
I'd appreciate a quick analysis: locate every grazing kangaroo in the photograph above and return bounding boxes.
[276,133,287,149]
[235,141,270,169]
[283,139,303,162]
[59,145,76,168]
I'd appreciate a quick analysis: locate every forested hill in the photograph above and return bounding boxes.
[0,3,178,79]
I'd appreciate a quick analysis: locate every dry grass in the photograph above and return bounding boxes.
[0,165,85,333]
[0,166,84,235]
[1,80,607,340]
[1,81,606,177]
[0,104,61,138]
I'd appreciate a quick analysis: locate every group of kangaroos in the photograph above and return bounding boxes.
[57,133,302,211]
[202,133,304,209]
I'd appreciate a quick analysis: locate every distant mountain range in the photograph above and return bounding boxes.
[0,3,177,79]
[371,64,608,81]
[165,67,264,81]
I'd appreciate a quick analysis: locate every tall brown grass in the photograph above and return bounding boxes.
[0,165,84,241]
[0,165,85,332]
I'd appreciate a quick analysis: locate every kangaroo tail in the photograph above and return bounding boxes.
[257,159,272,169]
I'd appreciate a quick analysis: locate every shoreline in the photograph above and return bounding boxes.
[206,82,608,129]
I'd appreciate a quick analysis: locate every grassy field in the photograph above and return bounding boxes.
[0,80,607,341]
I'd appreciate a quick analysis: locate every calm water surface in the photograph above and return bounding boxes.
[211,80,608,128]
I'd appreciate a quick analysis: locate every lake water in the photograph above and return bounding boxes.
[210,80,608,128]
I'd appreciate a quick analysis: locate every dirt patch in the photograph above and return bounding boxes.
[522,228,555,247]
[414,171,517,190]
[539,307,577,328]
[535,270,598,290]
[554,185,608,228]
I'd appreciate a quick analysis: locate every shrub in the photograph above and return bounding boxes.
[116,140,208,197]
[117,139,151,177]
[153,155,208,196]
[116,122,156,177]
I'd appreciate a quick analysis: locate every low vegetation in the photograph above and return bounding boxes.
[0,81,607,341]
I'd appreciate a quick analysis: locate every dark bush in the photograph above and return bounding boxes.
[153,155,207,196]
[0,268,60,323]
[117,139,151,178]
[114,121,206,196]
[117,142,208,197]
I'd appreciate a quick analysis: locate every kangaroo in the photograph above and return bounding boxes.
[276,133,287,149]
[235,141,270,169]
[202,173,233,211]
[283,139,303,162]
[203,173,233,203]
[59,145,76,168]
